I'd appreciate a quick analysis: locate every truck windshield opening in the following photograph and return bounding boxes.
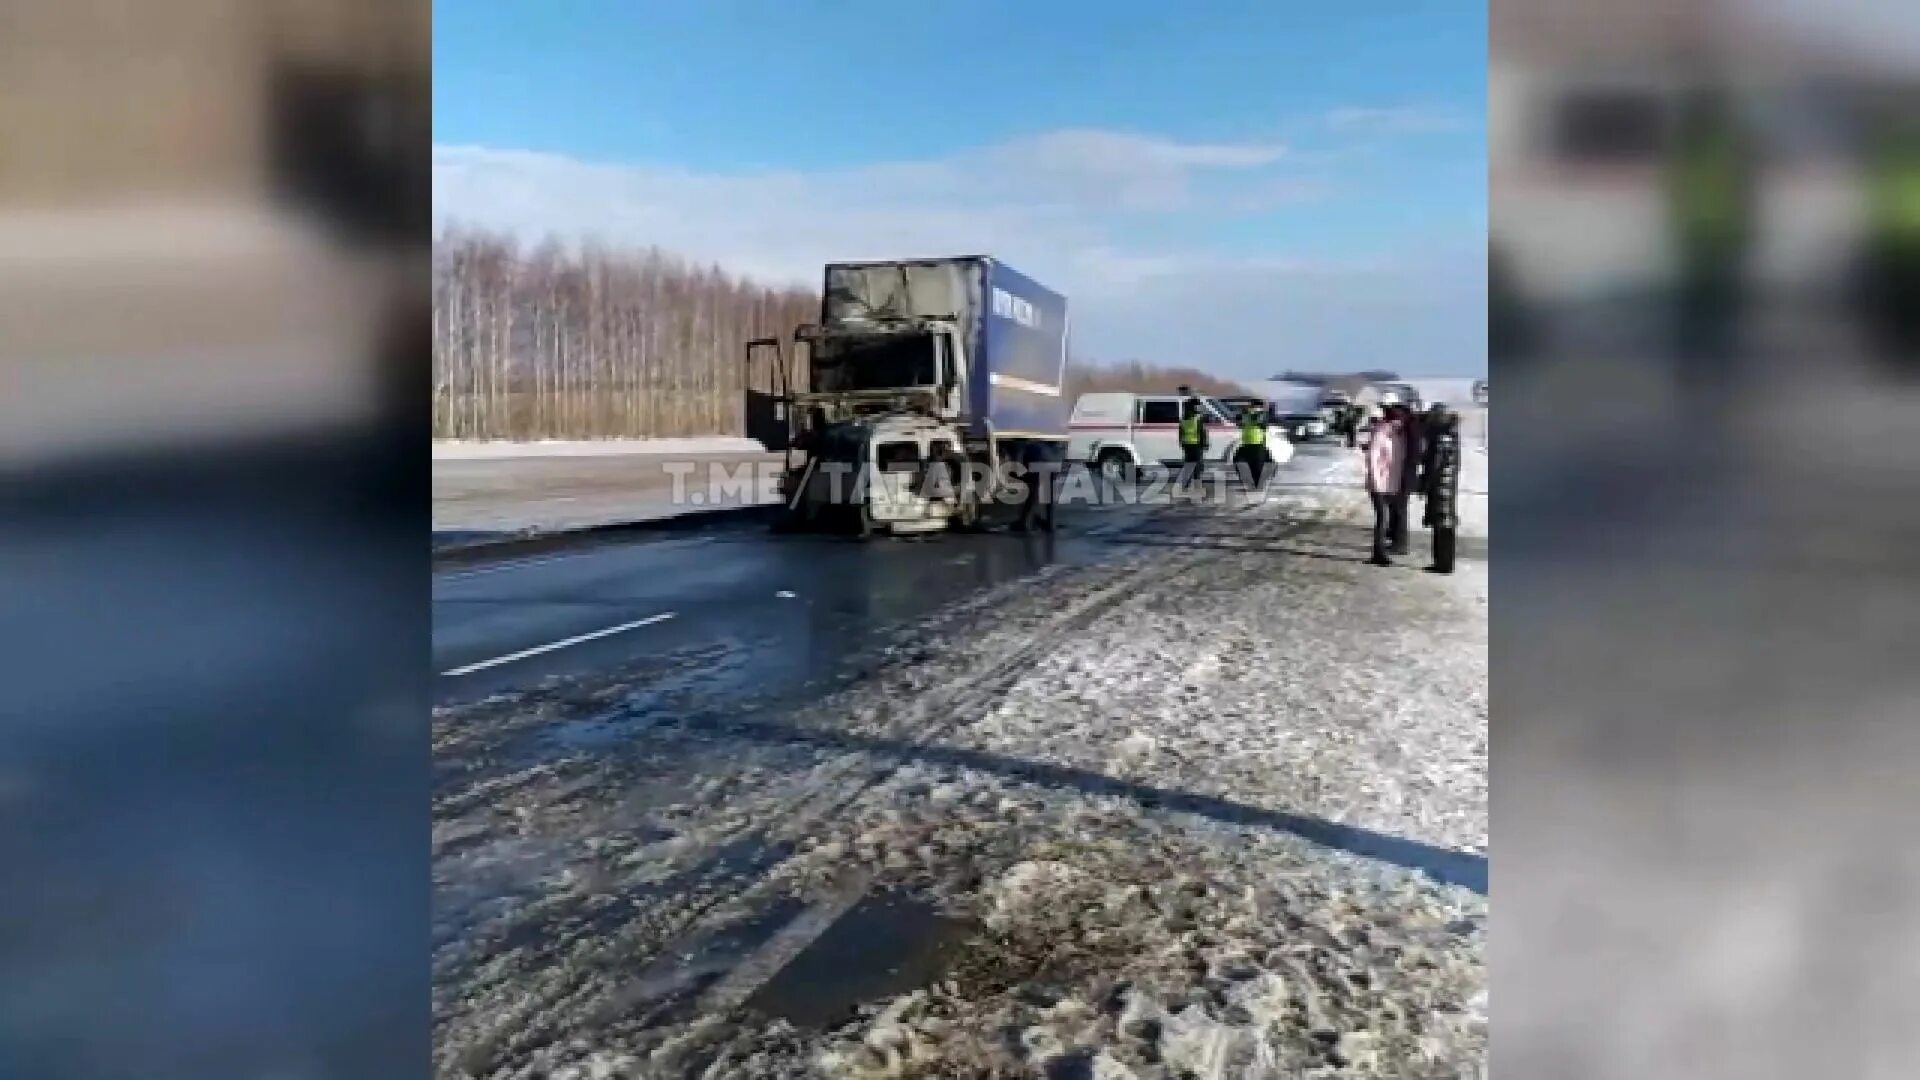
[813,333,937,393]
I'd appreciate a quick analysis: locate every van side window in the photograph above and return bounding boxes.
[1550,89,1666,164]
[1139,400,1180,425]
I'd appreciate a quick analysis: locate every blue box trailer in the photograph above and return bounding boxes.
[821,257,1070,441]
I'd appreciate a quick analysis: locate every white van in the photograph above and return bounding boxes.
[1067,392,1292,481]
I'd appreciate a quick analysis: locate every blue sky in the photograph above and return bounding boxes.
[434,1,1487,378]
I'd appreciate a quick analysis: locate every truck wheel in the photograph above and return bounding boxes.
[1096,449,1133,487]
[952,489,982,532]
[775,495,813,533]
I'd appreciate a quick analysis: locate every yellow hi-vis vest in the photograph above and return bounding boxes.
[1179,413,1203,445]
[1868,149,1920,244]
[1240,414,1267,446]
[1670,131,1748,251]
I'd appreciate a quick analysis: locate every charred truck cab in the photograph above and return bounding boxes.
[753,257,1072,537]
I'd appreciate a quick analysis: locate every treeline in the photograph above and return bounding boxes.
[433,226,816,440]
[433,227,1255,440]
[1274,367,1397,384]
[1065,360,1251,400]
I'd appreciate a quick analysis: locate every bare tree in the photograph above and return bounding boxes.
[1064,358,1254,400]
[440,229,1192,439]
[433,226,820,439]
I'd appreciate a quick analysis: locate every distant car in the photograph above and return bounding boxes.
[1068,392,1293,481]
[1276,412,1330,442]
[1377,383,1423,411]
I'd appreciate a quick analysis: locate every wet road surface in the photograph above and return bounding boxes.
[432,445,1344,706]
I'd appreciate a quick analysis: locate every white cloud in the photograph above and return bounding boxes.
[982,128,1289,212]
[433,131,1312,285]
[432,128,1484,379]
[995,128,1288,171]
[1326,105,1477,135]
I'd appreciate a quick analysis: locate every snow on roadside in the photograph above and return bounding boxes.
[762,460,1486,1077]
[435,437,770,460]
[433,449,1488,1079]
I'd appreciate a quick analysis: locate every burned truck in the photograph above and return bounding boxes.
[749,257,1071,536]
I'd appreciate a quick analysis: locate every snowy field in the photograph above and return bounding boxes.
[433,448,1489,1078]
[435,438,770,460]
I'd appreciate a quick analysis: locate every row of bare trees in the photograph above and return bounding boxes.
[1064,359,1251,400]
[433,226,816,440]
[433,227,1263,441]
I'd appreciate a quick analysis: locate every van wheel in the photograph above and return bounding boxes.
[1096,449,1134,486]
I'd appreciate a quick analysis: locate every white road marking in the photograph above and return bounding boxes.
[440,612,677,676]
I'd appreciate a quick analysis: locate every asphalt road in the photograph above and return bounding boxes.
[433,451,783,542]
[432,444,1346,706]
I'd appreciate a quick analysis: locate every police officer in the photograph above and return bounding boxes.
[1860,116,1920,369]
[1666,85,1753,391]
[1176,395,1208,496]
[1234,400,1271,487]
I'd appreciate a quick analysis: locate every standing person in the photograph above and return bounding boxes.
[1363,407,1406,566]
[1234,400,1271,487]
[1420,406,1463,573]
[1858,115,1920,372]
[1389,404,1423,556]
[1176,395,1209,497]
[1417,402,1447,481]
[1666,83,1753,397]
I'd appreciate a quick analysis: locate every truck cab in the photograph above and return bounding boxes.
[765,256,1071,537]
[785,319,975,534]
[804,318,967,419]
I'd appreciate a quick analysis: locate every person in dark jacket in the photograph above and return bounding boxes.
[1419,406,1463,573]
[1858,115,1920,372]
[1342,404,1365,447]
[1387,404,1422,555]
[1418,403,1449,479]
